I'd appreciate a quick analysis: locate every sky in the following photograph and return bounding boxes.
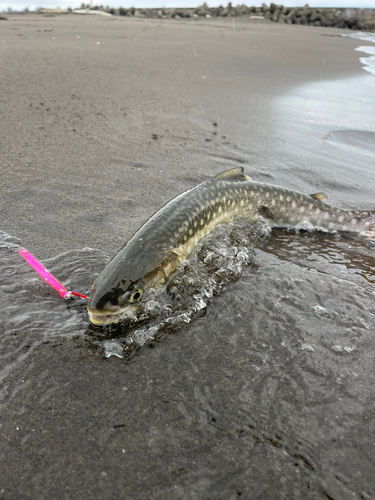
[1,0,374,13]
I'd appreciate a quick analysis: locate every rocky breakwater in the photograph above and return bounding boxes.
[79,3,375,31]
[261,4,375,30]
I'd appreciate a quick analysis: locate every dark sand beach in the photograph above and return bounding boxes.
[1,14,375,499]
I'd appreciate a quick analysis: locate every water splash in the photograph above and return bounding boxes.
[85,220,267,360]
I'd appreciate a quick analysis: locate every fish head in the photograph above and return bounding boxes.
[87,248,179,326]
[88,280,145,326]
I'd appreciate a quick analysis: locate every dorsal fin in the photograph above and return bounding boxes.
[310,192,327,201]
[213,167,248,182]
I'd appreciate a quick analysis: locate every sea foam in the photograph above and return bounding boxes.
[342,32,375,77]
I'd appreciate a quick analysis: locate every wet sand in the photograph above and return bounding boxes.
[1,14,375,499]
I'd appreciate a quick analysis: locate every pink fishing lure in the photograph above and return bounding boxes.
[19,248,88,299]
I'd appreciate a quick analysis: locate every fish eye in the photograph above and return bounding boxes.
[129,289,143,302]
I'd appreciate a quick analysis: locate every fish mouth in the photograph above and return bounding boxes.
[87,305,139,326]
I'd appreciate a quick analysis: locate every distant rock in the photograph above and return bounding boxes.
[81,2,374,32]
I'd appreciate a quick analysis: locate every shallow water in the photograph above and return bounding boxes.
[0,232,106,392]
[3,215,375,497]
[2,219,375,498]
[0,222,260,369]
[2,220,375,397]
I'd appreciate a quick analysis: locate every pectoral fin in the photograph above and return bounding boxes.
[258,205,274,220]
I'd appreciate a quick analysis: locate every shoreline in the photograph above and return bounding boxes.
[1,14,371,258]
[1,14,370,258]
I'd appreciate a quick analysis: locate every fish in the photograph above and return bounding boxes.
[87,167,374,325]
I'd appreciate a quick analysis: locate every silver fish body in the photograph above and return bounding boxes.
[87,167,374,325]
